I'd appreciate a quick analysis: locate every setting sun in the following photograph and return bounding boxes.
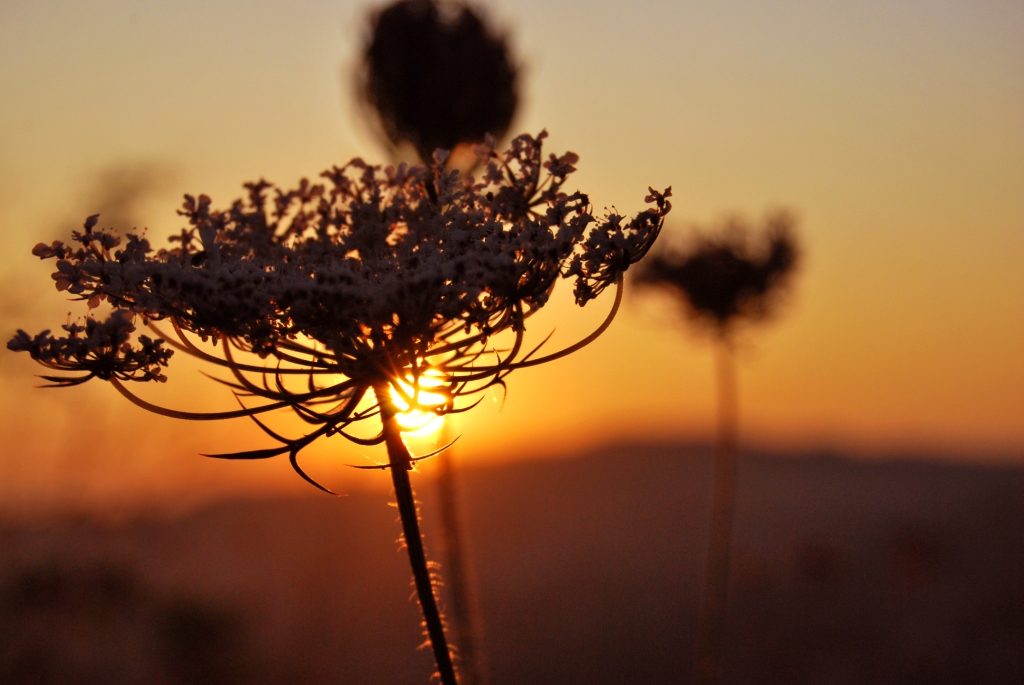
[392,370,448,438]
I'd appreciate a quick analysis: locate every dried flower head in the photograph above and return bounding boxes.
[10,132,670,490]
[8,309,172,386]
[633,211,799,337]
[634,213,799,685]
[358,0,518,163]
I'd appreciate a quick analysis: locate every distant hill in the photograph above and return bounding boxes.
[2,445,1022,684]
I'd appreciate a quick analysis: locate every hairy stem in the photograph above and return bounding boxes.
[375,385,458,685]
[436,424,487,685]
[693,336,739,685]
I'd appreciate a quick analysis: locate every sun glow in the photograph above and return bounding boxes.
[392,369,448,438]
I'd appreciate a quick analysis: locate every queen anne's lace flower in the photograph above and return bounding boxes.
[634,211,798,335]
[8,310,172,385]
[632,213,799,685]
[359,0,518,162]
[10,131,669,685]
[10,131,670,488]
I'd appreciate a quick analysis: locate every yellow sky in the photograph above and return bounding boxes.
[0,0,1021,512]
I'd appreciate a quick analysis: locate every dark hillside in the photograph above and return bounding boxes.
[2,446,1022,684]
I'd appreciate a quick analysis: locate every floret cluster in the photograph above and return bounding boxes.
[9,132,669,486]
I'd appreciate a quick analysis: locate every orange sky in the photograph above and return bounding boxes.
[0,0,1021,513]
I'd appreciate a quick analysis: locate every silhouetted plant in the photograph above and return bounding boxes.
[356,3,520,681]
[357,0,518,167]
[430,417,488,685]
[9,132,670,685]
[633,211,799,685]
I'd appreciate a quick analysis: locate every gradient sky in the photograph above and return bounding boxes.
[1,0,1021,513]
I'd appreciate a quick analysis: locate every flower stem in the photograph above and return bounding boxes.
[435,424,487,685]
[376,385,458,685]
[692,336,739,685]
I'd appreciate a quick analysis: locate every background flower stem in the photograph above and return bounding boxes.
[693,336,739,685]
[435,424,487,685]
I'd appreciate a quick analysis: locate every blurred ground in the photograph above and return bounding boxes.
[1,445,1022,684]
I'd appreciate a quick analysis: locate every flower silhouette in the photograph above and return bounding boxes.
[358,0,518,164]
[633,211,799,685]
[10,131,670,685]
[634,211,799,336]
[13,133,668,470]
[355,6,522,681]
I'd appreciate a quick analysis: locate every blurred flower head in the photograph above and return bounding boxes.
[10,132,669,489]
[633,211,800,336]
[357,0,518,164]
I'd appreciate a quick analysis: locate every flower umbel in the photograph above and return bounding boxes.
[634,211,799,336]
[633,212,800,685]
[9,310,172,386]
[11,131,669,685]
[359,0,518,163]
[10,131,670,488]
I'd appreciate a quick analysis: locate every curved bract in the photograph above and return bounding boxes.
[9,132,670,489]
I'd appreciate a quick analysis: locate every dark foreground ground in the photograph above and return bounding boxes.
[1,445,1022,684]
